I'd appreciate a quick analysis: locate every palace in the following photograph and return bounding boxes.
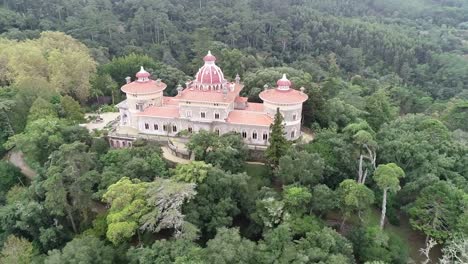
[112,51,308,148]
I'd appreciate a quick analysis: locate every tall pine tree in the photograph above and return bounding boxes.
[265,108,290,168]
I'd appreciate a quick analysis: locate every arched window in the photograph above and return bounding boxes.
[263,133,268,140]
[214,112,220,119]
[242,131,247,138]
[144,123,149,129]
[188,127,193,133]
[163,125,168,131]
[215,128,220,135]
[292,113,297,121]
[122,141,127,147]
[172,125,177,132]
[154,124,159,130]
[291,130,296,138]
[200,112,206,118]
[252,131,258,139]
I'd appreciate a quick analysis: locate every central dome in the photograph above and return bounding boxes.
[195,51,226,88]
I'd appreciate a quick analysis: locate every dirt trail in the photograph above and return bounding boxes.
[5,150,107,214]
[6,151,37,180]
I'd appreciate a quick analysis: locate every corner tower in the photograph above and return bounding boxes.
[118,67,167,128]
[259,74,308,139]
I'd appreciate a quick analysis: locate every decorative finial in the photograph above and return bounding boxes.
[300,87,305,93]
[282,73,287,80]
[235,73,240,84]
[263,84,269,91]
[140,66,144,71]
[208,50,212,55]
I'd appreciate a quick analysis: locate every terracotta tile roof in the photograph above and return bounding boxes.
[178,83,243,103]
[259,88,308,104]
[235,96,248,103]
[137,106,179,118]
[121,80,167,94]
[226,110,272,126]
[244,102,264,112]
[163,96,179,106]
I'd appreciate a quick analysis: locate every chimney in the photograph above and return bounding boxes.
[125,76,131,84]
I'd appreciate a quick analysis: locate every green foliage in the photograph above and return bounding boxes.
[140,178,196,234]
[1,0,468,261]
[5,117,66,165]
[0,32,96,102]
[28,97,57,122]
[311,184,338,216]
[364,89,398,131]
[203,228,257,264]
[374,163,405,193]
[59,95,85,123]
[45,235,115,264]
[407,181,465,243]
[0,195,70,252]
[257,224,355,263]
[282,185,312,215]
[277,148,325,186]
[349,226,409,264]
[89,138,109,155]
[337,179,375,224]
[305,129,356,187]
[0,235,34,264]
[43,142,97,233]
[127,239,203,264]
[377,114,456,181]
[265,108,290,168]
[183,168,253,239]
[98,143,167,196]
[0,161,24,204]
[172,161,212,183]
[441,100,468,131]
[102,176,195,245]
[187,131,248,173]
[100,53,189,96]
[102,177,150,244]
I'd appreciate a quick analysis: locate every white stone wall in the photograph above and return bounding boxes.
[137,116,271,145]
[138,116,212,136]
[126,91,164,128]
[179,102,229,122]
[214,122,270,145]
[263,101,303,140]
[120,88,305,145]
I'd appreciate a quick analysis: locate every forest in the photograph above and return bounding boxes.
[0,0,467,263]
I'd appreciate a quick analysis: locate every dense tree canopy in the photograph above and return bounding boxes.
[0,0,467,263]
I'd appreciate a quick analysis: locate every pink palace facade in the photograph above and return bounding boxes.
[114,51,308,147]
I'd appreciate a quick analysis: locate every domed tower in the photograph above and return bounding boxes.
[193,51,228,91]
[119,66,167,128]
[259,74,308,140]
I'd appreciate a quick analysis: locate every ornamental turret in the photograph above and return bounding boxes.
[194,51,228,91]
[136,66,150,82]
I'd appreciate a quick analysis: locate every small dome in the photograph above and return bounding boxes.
[203,50,216,62]
[195,51,226,86]
[276,74,291,89]
[136,66,150,79]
